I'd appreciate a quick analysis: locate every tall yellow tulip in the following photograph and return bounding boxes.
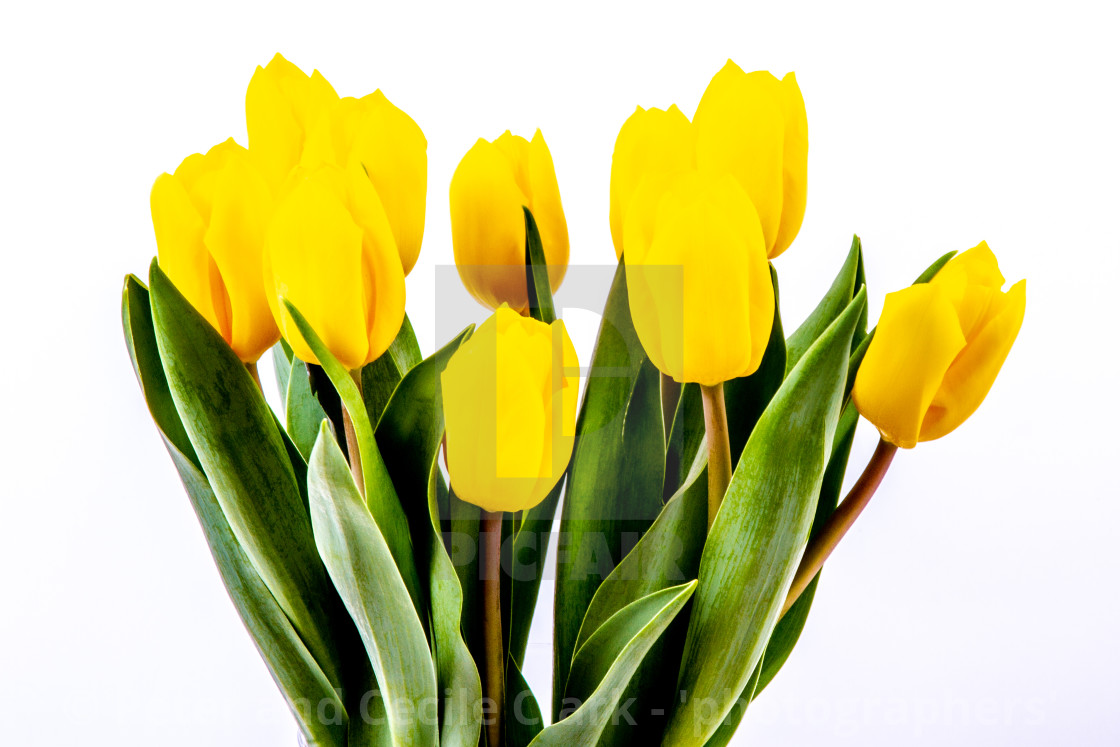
[449,130,569,312]
[624,169,774,387]
[301,91,428,276]
[150,138,278,363]
[261,163,405,371]
[853,242,1026,448]
[694,61,807,258]
[609,105,695,259]
[441,305,579,514]
[245,53,339,190]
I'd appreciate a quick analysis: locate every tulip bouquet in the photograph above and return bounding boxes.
[122,54,1025,747]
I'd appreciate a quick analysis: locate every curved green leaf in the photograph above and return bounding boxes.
[272,339,294,403]
[308,422,439,747]
[506,657,544,747]
[785,235,863,376]
[524,207,556,324]
[914,250,957,284]
[362,315,423,427]
[287,359,329,460]
[533,582,696,747]
[664,288,867,746]
[509,475,563,668]
[553,261,665,717]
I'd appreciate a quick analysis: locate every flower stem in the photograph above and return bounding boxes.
[480,510,504,747]
[343,369,365,496]
[661,372,681,441]
[782,437,898,616]
[700,382,732,531]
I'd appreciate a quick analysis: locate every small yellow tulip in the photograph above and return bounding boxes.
[449,131,569,312]
[624,169,774,387]
[609,105,695,259]
[694,61,808,259]
[301,91,428,276]
[246,53,339,190]
[261,163,405,371]
[441,306,579,514]
[853,242,1026,448]
[150,138,278,363]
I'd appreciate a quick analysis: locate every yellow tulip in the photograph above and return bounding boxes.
[150,138,278,363]
[693,61,807,259]
[301,91,428,276]
[441,306,579,514]
[624,169,774,386]
[245,53,339,190]
[261,163,405,371]
[609,105,695,259]
[449,130,569,312]
[853,242,1026,448]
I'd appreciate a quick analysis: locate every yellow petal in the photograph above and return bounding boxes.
[920,279,1026,442]
[264,170,369,369]
[527,130,569,293]
[694,62,786,256]
[853,284,967,448]
[771,73,808,258]
[609,104,695,260]
[449,139,529,311]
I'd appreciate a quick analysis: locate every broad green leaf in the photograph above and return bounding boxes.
[506,657,544,747]
[426,455,482,747]
[509,476,563,668]
[148,261,344,688]
[362,315,424,427]
[287,359,329,460]
[282,299,425,625]
[553,262,665,717]
[123,275,349,747]
[663,383,702,500]
[784,235,863,376]
[273,339,293,402]
[448,488,482,657]
[524,207,556,324]
[308,422,439,747]
[532,582,697,747]
[702,652,764,747]
[663,288,867,746]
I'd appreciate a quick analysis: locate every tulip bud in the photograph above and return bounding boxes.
[441,306,579,514]
[301,91,428,276]
[449,130,569,312]
[262,163,406,371]
[694,61,807,259]
[609,105,695,259]
[624,169,774,387]
[150,138,279,363]
[246,53,339,190]
[853,243,1026,448]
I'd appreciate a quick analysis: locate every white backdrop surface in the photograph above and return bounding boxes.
[1,1,1117,744]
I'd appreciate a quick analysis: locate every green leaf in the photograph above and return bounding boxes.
[914,250,957,283]
[308,422,439,747]
[532,582,697,747]
[425,454,482,747]
[553,262,665,718]
[272,340,294,402]
[506,657,544,747]
[784,235,863,376]
[663,288,867,746]
[147,261,345,689]
[508,476,564,668]
[524,207,556,324]
[362,315,424,427]
[282,299,425,625]
[702,652,764,747]
[663,383,703,500]
[287,359,329,460]
[123,275,349,747]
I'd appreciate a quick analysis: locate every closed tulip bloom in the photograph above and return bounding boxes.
[853,243,1026,448]
[449,130,569,312]
[262,163,405,371]
[441,306,579,514]
[624,169,774,386]
[151,138,278,363]
[609,105,695,259]
[694,61,807,259]
[246,53,339,190]
[301,91,428,275]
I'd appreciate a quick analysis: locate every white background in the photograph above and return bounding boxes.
[1,1,1117,744]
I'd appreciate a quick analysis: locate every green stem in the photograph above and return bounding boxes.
[481,510,504,746]
[782,437,898,616]
[700,382,732,531]
[343,369,365,496]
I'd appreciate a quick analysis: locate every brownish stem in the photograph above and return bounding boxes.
[343,369,365,496]
[700,382,732,531]
[480,511,504,746]
[661,372,681,441]
[782,437,898,616]
[246,361,263,391]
